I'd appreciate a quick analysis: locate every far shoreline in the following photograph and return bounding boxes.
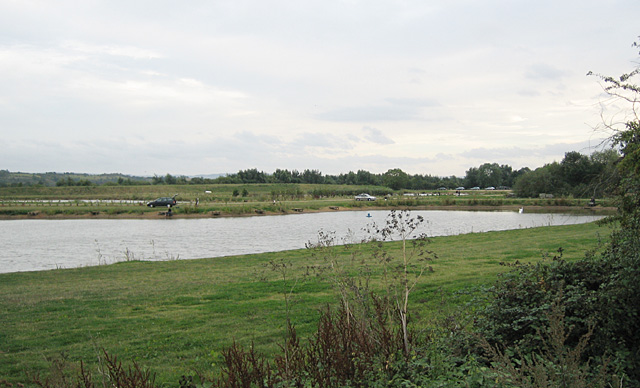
[0,204,617,220]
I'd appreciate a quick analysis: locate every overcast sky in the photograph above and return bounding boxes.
[1,1,638,177]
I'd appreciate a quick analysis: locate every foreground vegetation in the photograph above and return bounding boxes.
[0,221,610,386]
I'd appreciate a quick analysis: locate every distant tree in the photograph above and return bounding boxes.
[464,166,480,188]
[513,162,566,197]
[273,169,293,183]
[237,168,267,183]
[499,164,514,187]
[383,168,409,190]
[302,169,324,184]
[355,170,379,186]
[477,163,503,188]
[560,151,593,187]
[164,174,177,185]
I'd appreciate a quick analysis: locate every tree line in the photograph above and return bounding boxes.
[1,151,621,199]
[167,149,619,198]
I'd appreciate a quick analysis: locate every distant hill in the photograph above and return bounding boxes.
[0,170,151,187]
[191,173,227,179]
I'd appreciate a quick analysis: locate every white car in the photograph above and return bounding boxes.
[355,193,377,201]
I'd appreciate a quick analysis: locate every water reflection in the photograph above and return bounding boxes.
[0,210,604,273]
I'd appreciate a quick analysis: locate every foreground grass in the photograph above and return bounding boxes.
[0,222,609,385]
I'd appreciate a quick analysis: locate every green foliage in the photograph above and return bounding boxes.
[383,168,410,190]
[464,163,527,189]
[477,217,640,382]
[513,150,618,198]
[481,298,620,388]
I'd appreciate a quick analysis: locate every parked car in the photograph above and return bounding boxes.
[455,187,465,190]
[485,187,496,190]
[147,196,177,207]
[355,193,377,201]
[470,187,480,190]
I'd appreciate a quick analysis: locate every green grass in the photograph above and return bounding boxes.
[0,183,615,218]
[0,221,610,385]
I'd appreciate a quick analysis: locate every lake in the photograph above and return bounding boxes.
[0,210,605,273]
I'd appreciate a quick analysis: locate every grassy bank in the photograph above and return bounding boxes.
[0,221,609,385]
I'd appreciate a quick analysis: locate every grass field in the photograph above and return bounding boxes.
[0,183,613,218]
[0,221,610,385]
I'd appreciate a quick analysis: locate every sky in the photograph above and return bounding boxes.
[1,0,639,178]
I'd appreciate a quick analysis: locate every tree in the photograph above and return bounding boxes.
[152,174,164,185]
[513,162,566,197]
[355,169,379,186]
[476,163,503,188]
[560,151,593,187]
[301,169,323,184]
[382,168,409,190]
[465,163,518,188]
[164,174,177,185]
[237,168,267,183]
[273,169,293,183]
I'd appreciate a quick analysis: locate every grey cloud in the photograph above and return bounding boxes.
[517,89,540,97]
[459,138,608,165]
[363,126,394,145]
[290,132,346,149]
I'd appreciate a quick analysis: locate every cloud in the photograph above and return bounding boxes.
[61,40,163,59]
[1,0,639,178]
[524,63,567,81]
[362,126,395,145]
[459,138,608,166]
[316,98,439,122]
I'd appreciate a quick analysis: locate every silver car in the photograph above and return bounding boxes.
[355,193,377,201]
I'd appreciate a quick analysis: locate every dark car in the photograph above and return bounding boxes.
[147,196,177,207]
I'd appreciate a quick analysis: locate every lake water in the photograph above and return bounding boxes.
[0,210,605,274]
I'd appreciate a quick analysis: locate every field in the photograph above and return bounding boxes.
[0,221,610,385]
[0,183,614,218]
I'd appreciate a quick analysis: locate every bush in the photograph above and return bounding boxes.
[477,230,640,383]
